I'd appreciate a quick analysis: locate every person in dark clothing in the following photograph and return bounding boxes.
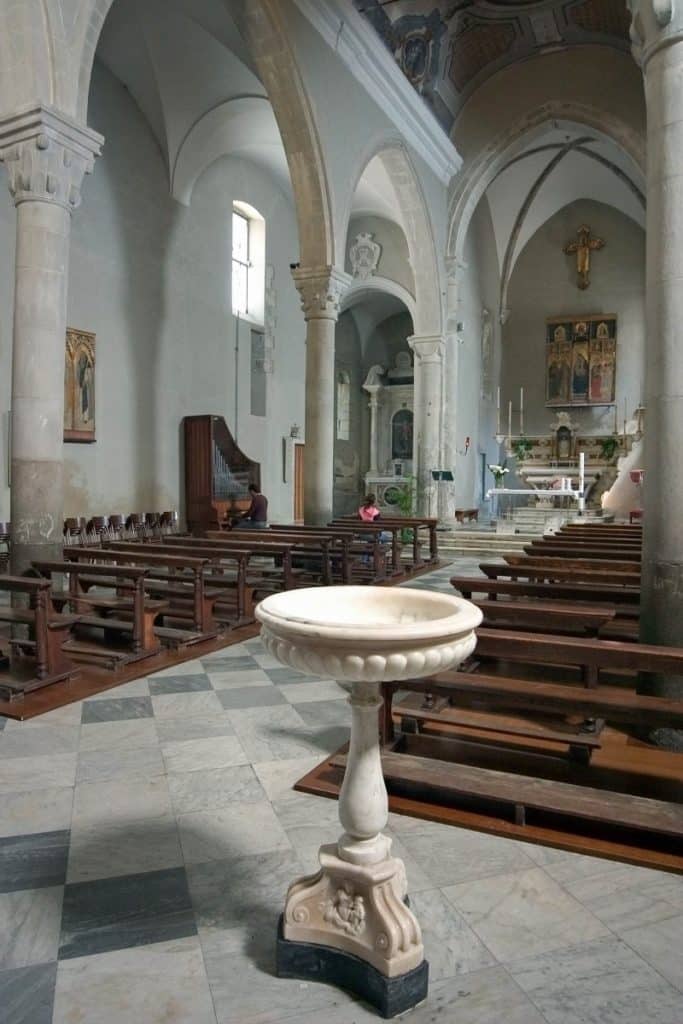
[240,483,268,529]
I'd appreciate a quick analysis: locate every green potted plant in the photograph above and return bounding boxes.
[599,436,619,460]
[513,437,533,461]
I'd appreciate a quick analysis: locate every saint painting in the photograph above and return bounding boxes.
[392,409,413,460]
[64,328,96,442]
[546,315,616,407]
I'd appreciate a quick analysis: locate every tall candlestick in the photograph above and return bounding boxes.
[519,386,524,435]
[578,451,585,513]
[496,386,501,434]
[613,403,618,434]
[624,398,627,436]
[508,400,512,446]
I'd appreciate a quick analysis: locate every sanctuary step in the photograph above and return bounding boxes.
[439,529,533,556]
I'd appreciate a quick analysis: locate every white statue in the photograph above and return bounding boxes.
[387,351,414,380]
[363,365,385,387]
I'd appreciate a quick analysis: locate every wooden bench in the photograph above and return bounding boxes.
[504,553,641,573]
[455,508,479,524]
[336,513,439,565]
[473,599,617,637]
[329,749,683,839]
[525,544,642,561]
[0,575,79,699]
[36,559,167,662]
[450,576,640,616]
[98,543,222,637]
[164,535,296,593]
[216,528,353,585]
[266,523,391,580]
[479,562,641,587]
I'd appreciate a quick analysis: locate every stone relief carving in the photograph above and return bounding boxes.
[363,364,385,387]
[349,232,381,281]
[321,886,366,936]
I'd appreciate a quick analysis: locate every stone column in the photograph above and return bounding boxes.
[292,266,351,525]
[363,384,381,475]
[0,107,102,574]
[628,0,683,744]
[409,335,444,517]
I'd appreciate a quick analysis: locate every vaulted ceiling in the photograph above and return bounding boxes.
[354,0,632,130]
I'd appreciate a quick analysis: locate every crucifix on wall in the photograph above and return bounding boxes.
[563,224,605,290]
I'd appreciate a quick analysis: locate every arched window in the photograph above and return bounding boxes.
[336,371,351,441]
[232,201,265,323]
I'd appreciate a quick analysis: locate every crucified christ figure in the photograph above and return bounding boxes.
[563,225,605,290]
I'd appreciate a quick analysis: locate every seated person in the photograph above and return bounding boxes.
[240,483,268,529]
[357,494,391,554]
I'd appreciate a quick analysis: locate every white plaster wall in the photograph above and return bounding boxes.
[453,196,501,508]
[0,59,305,523]
[501,199,645,438]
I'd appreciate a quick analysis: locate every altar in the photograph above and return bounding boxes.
[362,352,415,512]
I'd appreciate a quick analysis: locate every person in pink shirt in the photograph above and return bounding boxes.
[358,494,381,522]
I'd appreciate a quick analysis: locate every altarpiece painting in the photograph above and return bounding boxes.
[64,328,96,442]
[546,315,616,407]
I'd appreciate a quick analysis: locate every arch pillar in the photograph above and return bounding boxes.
[0,105,102,573]
[409,335,444,518]
[629,0,683,745]
[293,266,352,525]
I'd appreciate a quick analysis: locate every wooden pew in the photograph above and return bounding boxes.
[216,528,352,585]
[503,554,641,573]
[34,560,166,664]
[335,513,439,565]
[451,575,640,609]
[0,576,79,699]
[266,523,390,580]
[98,544,222,637]
[524,544,642,561]
[163,535,296,592]
[473,599,617,637]
[479,562,641,587]
[113,539,257,624]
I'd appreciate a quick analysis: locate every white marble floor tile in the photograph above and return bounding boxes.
[251,756,323,801]
[161,735,248,775]
[151,691,224,720]
[443,866,609,963]
[400,824,535,887]
[76,745,165,784]
[206,669,273,689]
[557,860,683,934]
[71,777,172,828]
[0,753,77,792]
[225,705,323,762]
[168,764,266,815]
[278,680,347,704]
[77,718,159,752]
[0,886,63,969]
[0,726,81,759]
[0,788,74,838]
[620,914,683,993]
[3,703,82,728]
[154,713,235,744]
[84,678,151,700]
[509,936,683,1024]
[177,800,291,865]
[409,888,496,980]
[52,936,218,1024]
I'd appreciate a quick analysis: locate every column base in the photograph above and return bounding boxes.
[276,915,429,1019]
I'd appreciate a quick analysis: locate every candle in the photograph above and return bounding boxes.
[613,402,618,434]
[519,386,524,435]
[508,400,512,445]
[496,386,501,434]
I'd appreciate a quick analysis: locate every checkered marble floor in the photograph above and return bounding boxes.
[1,559,682,1023]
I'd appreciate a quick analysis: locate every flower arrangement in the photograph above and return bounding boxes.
[488,463,510,487]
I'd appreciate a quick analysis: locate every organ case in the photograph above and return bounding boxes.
[183,415,261,534]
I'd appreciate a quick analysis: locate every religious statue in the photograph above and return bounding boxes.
[563,225,605,290]
[362,364,385,388]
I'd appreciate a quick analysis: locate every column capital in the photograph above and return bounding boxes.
[627,0,683,66]
[409,335,445,363]
[292,265,352,320]
[0,104,103,209]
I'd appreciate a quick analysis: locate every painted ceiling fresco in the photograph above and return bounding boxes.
[353,0,631,131]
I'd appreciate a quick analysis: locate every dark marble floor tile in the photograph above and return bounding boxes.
[81,697,154,725]
[148,674,212,696]
[217,687,287,710]
[264,668,312,686]
[201,656,259,673]
[58,866,196,960]
[0,830,70,893]
[296,701,351,728]
[0,961,57,1024]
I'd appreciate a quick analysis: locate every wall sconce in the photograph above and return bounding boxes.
[290,424,301,439]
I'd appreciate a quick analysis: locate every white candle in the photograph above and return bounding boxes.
[613,403,618,434]
[519,386,524,435]
[508,400,512,444]
[496,386,501,434]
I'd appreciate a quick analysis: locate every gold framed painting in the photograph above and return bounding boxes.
[64,328,96,442]
[546,315,616,407]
